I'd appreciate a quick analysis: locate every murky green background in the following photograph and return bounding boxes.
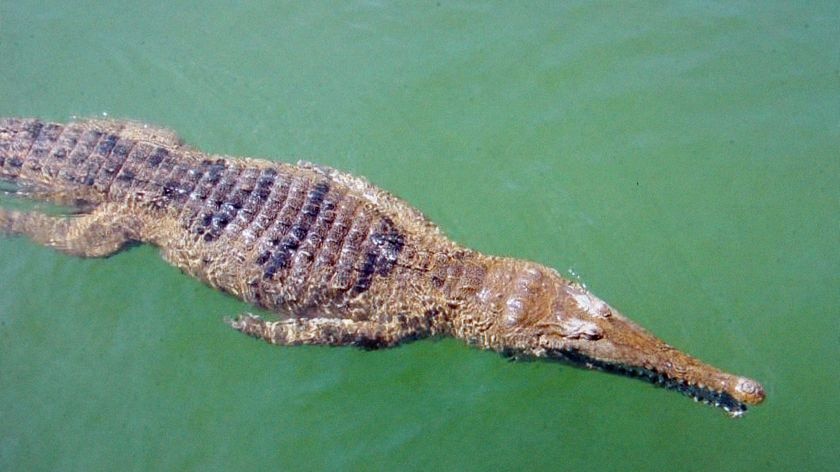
[1,1,838,470]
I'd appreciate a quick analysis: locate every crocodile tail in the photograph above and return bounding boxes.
[1,118,44,184]
[0,118,132,205]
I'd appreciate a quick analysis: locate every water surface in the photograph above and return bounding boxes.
[1,2,838,470]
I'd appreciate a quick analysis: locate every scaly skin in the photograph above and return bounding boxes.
[0,118,765,416]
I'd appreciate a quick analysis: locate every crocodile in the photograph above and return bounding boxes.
[0,117,765,417]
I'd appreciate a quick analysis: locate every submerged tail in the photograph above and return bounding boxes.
[0,117,173,206]
[1,118,46,184]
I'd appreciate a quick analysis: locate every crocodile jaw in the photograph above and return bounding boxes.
[537,288,766,417]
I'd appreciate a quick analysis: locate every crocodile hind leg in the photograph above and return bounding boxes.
[0,202,139,257]
[227,313,433,349]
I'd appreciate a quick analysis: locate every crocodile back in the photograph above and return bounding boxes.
[161,158,412,318]
[0,118,483,321]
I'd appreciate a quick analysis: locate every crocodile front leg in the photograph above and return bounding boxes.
[227,313,436,349]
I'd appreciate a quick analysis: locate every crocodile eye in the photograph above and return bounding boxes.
[560,318,603,340]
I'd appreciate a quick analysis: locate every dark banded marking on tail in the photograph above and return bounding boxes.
[143,148,180,207]
[0,119,29,177]
[95,137,134,194]
[261,180,330,281]
[0,118,20,167]
[64,129,106,185]
[146,146,169,169]
[218,167,261,240]
[192,164,243,242]
[177,159,226,233]
[141,147,175,194]
[330,206,373,292]
[109,142,155,200]
[241,167,288,248]
[254,177,311,280]
[305,189,359,298]
[370,218,405,276]
[40,123,82,180]
[285,182,346,302]
[1,120,44,180]
[19,122,63,180]
[350,216,406,294]
[165,161,204,205]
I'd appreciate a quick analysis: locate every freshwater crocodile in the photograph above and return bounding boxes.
[0,117,765,417]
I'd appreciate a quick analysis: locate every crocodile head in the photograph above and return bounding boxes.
[474,260,765,417]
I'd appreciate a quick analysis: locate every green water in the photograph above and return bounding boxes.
[1,1,838,470]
